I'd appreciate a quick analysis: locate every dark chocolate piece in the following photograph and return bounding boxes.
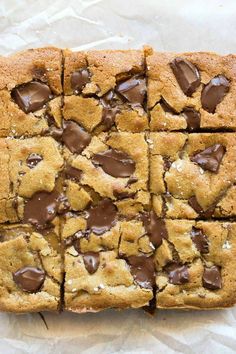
[190,227,209,254]
[26,153,43,169]
[86,199,117,235]
[202,265,222,290]
[201,75,230,113]
[188,196,215,218]
[23,190,66,229]
[127,256,155,289]
[191,144,225,173]
[165,263,189,285]
[62,121,91,154]
[82,252,100,274]
[71,68,91,93]
[182,107,200,131]
[116,76,146,107]
[93,149,135,178]
[141,211,168,248]
[32,67,47,82]
[170,57,201,96]
[65,165,82,181]
[160,97,178,114]
[12,81,52,113]
[13,266,45,293]
[113,190,135,200]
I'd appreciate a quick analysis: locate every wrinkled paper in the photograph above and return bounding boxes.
[0,0,236,353]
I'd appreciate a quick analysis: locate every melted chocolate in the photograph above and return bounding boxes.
[13,266,45,292]
[190,227,209,254]
[170,57,201,96]
[86,199,117,235]
[116,76,146,106]
[202,265,222,290]
[71,68,91,93]
[93,149,135,178]
[82,252,100,274]
[182,107,200,131]
[191,144,225,173]
[165,263,189,285]
[201,75,230,113]
[23,190,67,229]
[26,153,43,169]
[141,211,168,248]
[127,255,155,289]
[12,81,52,113]
[62,121,91,154]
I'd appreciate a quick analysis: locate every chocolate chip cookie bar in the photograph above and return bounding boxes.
[63,50,148,134]
[0,47,62,137]
[0,136,66,312]
[62,132,154,311]
[154,219,236,309]
[147,52,236,131]
[150,132,236,219]
[0,223,62,312]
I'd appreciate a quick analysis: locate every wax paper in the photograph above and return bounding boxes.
[0,0,236,353]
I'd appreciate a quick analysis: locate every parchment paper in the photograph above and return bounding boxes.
[0,0,236,353]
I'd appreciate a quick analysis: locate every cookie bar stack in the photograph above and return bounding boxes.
[0,47,235,313]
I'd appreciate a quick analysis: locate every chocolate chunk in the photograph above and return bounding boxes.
[203,265,222,290]
[190,227,209,254]
[165,263,189,285]
[49,127,63,141]
[101,107,118,130]
[116,76,146,106]
[113,190,135,200]
[127,256,155,289]
[93,149,135,178]
[191,144,225,172]
[13,266,45,292]
[65,165,82,181]
[127,176,138,185]
[86,199,117,235]
[23,190,66,229]
[182,107,200,131]
[26,153,43,169]
[201,75,230,113]
[170,58,201,96]
[163,157,172,171]
[71,68,91,93]
[82,252,100,274]
[12,81,52,113]
[62,121,91,154]
[188,196,215,218]
[100,90,115,107]
[141,211,168,248]
[32,67,47,82]
[160,97,177,114]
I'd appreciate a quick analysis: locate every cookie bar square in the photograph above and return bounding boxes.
[147,52,236,131]
[155,220,236,309]
[63,50,148,133]
[0,222,62,312]
[150,132,236,219]
[62,131,156,311]
[0,47,63,137]
[0,136,64,224]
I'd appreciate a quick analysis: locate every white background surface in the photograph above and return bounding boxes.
[0,0,236,353]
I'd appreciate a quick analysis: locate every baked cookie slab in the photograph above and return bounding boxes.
[0,223,62,313]
[0,47,63,137]
[147,52,236,131]
[61,131,157,311]
[150,132,236,219]
[63,49,148,134]
[155,219,236,309]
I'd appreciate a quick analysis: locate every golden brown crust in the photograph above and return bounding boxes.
[156,220,236,309]
[147,51,236,131]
